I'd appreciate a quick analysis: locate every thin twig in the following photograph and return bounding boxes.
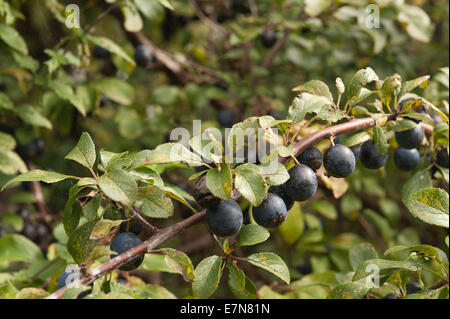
[130,207,159,235]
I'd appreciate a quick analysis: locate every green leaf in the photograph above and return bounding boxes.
[397,4,433,43]
[0,234,44,267]
[245,252,290,284]
[0,92,14,110]
[15,288,49,299]
[352,259,421,282]
[288,93,332,123]
[2,170,76,191]
[15,104,52,129]
[206,165,232,200]
[292,80,333,102]
[90,219,122,240]
[65,132,96,169]
[157,0,174,10]
[131,144,202,169]
[401,75,430,95]
[0,151,27,175]
[336,130,371,147]
[380,74,402,107]
[347,67,379,100]
[387,119,420,132]
[235,224,270,247]
[373,127,389,154]
[160,248,195,282]
[48,82,88,116]
[279,203,304,245]
[98,169,138,206]
[304,0,331,17]
[385,244,448,267]
[85,35,135,65]
[234,164,266,207]
[67,220,99,265]
[192,256,222,299]
[0,23,28,54]
[408,188,449,228]
[0,132,16,151]
[120,1,143,32]
[310,200,338,220]
[139,186,174,218]
[61,285,92,299]
[63,201,82,238]
[349,243,378,271]
[94,78,135,106]
[259,162,290,186]
[11,51,39,73]
[329,282,368,299]
[227,263,257,299]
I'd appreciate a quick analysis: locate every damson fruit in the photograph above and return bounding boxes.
[405,282,421,295]
[58,267,92,298]
[119,211,142,235]
[134,45,154,67]
[436,149,449,168]
[285,164,318,201]
[333,136,362,160]
[394,148,420,171]
[217,109,237,127]
[253,193,287,228]
[360,140,388,169]
[323,144,356,178]
[58,267,82,289]
[395,125,424,149]
[268,184,294,211]
[92,45,111,59]
[296,146,322,171]
[110,232,144,271]
[205,199,243,237]
[261,30,277,48]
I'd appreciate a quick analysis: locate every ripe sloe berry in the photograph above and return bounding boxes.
[360,140,388,169]
[323,144,356,178]
[205,199,243,237]
[253,193,287,228]
[110,232,144,271]
[394,148,420,171]
[134,45,154,67]
[119,211,142,235]
[217,109,237,127]
[405,282,421,295]
[285,164,318,201]
[58,267,82,289]
[92,45,111,59]
[268,184,294,211]
[0,82,6,92]
[395,125,424,149]
[436,149,449,168]
[261,30,277,48]
[297,146,322,171]
[333,136,362,160]
[383,293,398,299]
